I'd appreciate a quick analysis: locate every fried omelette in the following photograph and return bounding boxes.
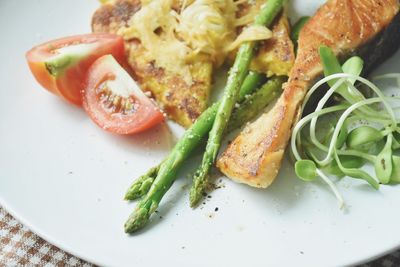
[92,0,294,127]
[92,0,212,127]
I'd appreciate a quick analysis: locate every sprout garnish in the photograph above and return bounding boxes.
[291,46,400,208]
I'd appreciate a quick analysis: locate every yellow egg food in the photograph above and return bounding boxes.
[119,0,273,84]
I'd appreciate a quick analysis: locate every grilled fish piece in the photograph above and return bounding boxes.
[217,0,400,188]
[92,0,212,128]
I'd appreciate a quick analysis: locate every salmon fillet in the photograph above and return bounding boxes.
[217,0,400,188]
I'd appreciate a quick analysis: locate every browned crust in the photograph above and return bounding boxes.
[91,0,141,33]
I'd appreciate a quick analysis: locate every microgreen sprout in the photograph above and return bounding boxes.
[346,126,384,149]
[374,133,393,184]
[391,156,400,183]
[295,160,317,181]
[291,46,400,208]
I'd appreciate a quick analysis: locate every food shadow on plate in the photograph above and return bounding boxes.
[99,121,177,153]
[126,149,205,234]
[225,151,378,213]
[45,95,88,122]
[42,95,176,154]
[227,154,310,212]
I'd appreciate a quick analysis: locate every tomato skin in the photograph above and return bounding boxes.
[26,34,126,105]
[83,55,165,135]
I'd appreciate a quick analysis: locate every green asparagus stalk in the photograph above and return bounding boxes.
[124,165,160,200]
[227,76,286,132]
[291,16,310,53]
[124,72,267,233]
[124,0,284,232]
[124,76,284,201]
[124,72,265,201]
[189,0,284,207]
[125,77,283,233]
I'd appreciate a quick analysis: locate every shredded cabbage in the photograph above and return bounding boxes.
[119,0,272,85]
[120,0,193,84]
[226,25,272,51]
[175,0,236,66]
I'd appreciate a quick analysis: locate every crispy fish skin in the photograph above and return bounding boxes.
[217,0,400,188]
[92,0,212,128]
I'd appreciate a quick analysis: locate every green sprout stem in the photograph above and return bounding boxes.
[292,47,400,208]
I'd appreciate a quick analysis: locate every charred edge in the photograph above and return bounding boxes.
[113,0,141,23]
[92,0,141,32]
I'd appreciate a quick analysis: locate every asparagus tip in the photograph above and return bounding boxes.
[124,187,140,201]
[124,177,155,201]
[124,207,150,233]
[189,171,208,208]
[189,193,200,208]
[123,193,136,201]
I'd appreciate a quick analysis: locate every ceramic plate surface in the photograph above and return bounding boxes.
[1,1,400,266]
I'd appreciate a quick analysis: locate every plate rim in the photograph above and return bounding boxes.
[2,0,400,265]
[2,191,400,266]
[0,198,100,266]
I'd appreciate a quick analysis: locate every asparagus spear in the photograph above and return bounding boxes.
[227,76,286,132]
[189,0,284,207]
[124,0,284,232]
[291,16,310,53]
[124,72,265,201]
[125,77,283,233]
[124,76,284,201]
[124,165,160,200]
[124,72,267,232]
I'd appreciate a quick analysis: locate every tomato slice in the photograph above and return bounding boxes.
[83,55,165,134]
[26,34,125,105]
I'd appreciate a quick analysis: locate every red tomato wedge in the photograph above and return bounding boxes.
[83,55,165,134]
[26,34,125,105]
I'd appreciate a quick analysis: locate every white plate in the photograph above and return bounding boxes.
[1,0,400,266]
